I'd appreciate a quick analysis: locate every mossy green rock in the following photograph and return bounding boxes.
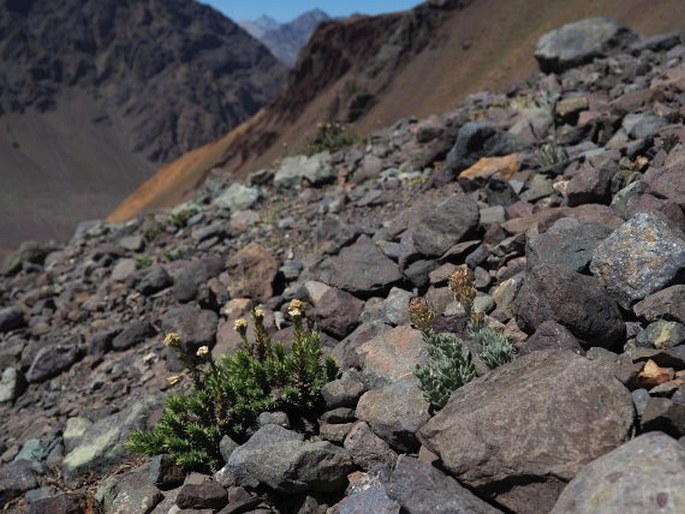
[636,320,685,349]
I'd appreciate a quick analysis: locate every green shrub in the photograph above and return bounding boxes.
[135,255,154,269]
[168,206,200,229]
[307,121,365,155]
[415,329,476,410]
[126,301,337,471]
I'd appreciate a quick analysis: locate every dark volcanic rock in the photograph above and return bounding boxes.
[0,460,43,506]
[318,236,402,297]
[634,285,685,324]
[519,320,585,356]
[515,264,625,349]
[136,266,172,296]
[0,306,24,333]
[161,306,218,353]
[176,481,228,510]
[173,257,224,302]
[551,433,685,514]
[26,343,82,383]
[386,456,502,514]
[344,422,397,471]
[312,287,364,339]
[590,212,685,309]
[535,17,638,73]
[445,121,521,173]
[226,243,279,303]
[111,319,154,351]
[411,194,480,258]
[418,350,635,514]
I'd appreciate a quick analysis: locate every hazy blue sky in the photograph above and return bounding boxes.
[202,1,421,23]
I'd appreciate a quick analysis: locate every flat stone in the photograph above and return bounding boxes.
[386,455,502,514]
[0,367,26,403]
[111,258,137,282]
[551,433,685,513]
[312,287,365,339]
[226,243,278,303]
[411,195,480,257]
[515,264,624,349]
[226,424,353,493]
[535,17,637,73]
[633,285,685,324]
[355,326,425,388]
[356,378,430,453]
[0,307,25,333]
[111,319,154,351]
[418,350,635,514]
[526,220,612,272]
[318,236,402,297]
[26,343,82,383]
[176,481,228,510]
[590,212,685,309]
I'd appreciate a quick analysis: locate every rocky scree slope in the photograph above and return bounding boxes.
[3,16,685,514]
[0,0,286,254]
[110,0,685,222]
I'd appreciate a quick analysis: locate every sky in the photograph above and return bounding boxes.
[201,1,421,23]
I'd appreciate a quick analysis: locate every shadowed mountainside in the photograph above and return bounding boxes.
[0,0,286,256]
[109,0,685,222]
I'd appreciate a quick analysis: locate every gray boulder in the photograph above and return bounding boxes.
[535,17,637,73]
[318,236,402,297]
[551,432,685,514]
[274,152,335,188]
[312,287,365,339]
[344,422,397,471]
[411,194,480,258]
[590,212,685,309]
[515,264,625,349]
[418,350,635,514]
[227,424,354,493]
[445,121,520,173]
[0,307,25,333]
[26,343,82,383]
[386,455,502,514]
[161,306,218,354]
[634,285,685,324]
[355,378,430,453]
[0,367,27,403]
[173,257,224,302]
[111,319,154,351]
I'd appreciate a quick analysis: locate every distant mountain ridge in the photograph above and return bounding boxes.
[0,0,286,255]
[241,9,331,67]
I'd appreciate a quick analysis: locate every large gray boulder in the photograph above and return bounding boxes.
[411,194,480,258]
[515,264,624,349]
[418,350,635,514]
[551,432,685,513]
[226,424,354,493]
[535,17,638,73]
[590,212,685,309]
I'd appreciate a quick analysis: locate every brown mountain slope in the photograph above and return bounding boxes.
[0,0,285,256]
[109,0,685,222]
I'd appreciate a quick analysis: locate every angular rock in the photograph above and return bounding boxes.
[551,433,685,514]
[641,397,685,437]
[382,288,414,326]
[386,455,502,514]
[515,264,624,349]
[418,350,635,514]
[96,471,163,514]
[176,481,228,510]
[634,285,685,324]
[28,492,98,514]
[446,121,521,173]
[566,159,617,206]
[590,212,685,308]
[519,320,585,356]
[62,398,158,482]
[173,257,224,302]
[333,469,400,514]
[312,287,364,339]
[526,221,612,272]
[321,370,366,409]
[0,460,43,505]
[227,424,353,493]
[535,17,637,73]
[26,343,82,383]
[411,195,480,257]
[111,258,137,282]
[356,378,430,453]
[644,158,685,208]
[213,183,260,211]
[0,367,27,403]
[636,320,685,349]
[274,153,335,188]
[137,266,172,296]
[161,306,218,354]
[0,307,25,333]
[226,243,278,303]
[355,326,425,387]
[111,319,154,351]
[318,236,402,297]
[343,422,397,471]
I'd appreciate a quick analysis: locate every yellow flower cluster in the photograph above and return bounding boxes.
[408,297,436,331]
[288,299,303,319]
[449,265,476,314]
[163,331,181,348]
